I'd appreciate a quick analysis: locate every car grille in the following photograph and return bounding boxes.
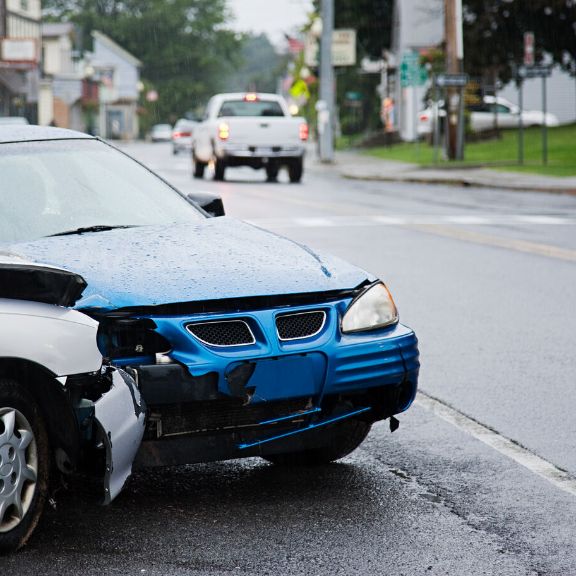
[186,320,255,347]
[276,311,326,341]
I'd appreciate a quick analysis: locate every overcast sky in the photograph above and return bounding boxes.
[228,0,314,47]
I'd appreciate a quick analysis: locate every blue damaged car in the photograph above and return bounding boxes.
[0,126,419,474]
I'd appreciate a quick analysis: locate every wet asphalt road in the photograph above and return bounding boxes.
[8,142,576,575]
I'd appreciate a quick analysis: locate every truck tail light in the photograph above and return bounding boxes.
[218,122,230,141]
[299,122,309,141]
[244,93,259,102]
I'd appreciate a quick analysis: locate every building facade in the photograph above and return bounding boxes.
[0,0,42,120]
[91,30,141,139]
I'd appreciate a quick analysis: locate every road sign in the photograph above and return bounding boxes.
[332,29,356,66]
[1,38,37,64]
[524,32,535,66]
[518,65,551,79]
[304,29,356,67]
[400,52,428,87]
[435,73,468,87]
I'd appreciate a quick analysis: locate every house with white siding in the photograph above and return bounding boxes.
[90,30,142,139]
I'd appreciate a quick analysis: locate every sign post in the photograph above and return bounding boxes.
[319,0,335,163]
[400,51,428,145]
[518,64,552,166]
[434,73,468,162]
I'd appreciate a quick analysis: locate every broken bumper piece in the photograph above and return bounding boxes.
[93,368,146,504]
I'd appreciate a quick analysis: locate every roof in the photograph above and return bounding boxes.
[42,22,75,38]
[0,125,94,144]
[92,30,142,67]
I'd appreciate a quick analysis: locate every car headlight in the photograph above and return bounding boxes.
[341,282,398,333]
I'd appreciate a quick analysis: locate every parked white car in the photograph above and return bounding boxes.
[171,118,197,155]
[150,123,172,142]
[418,95,560,135]
[192,92,308,182]
[0,256,145,553]
[0,117,29,126]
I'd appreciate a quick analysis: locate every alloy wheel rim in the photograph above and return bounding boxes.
[0,408,38,533]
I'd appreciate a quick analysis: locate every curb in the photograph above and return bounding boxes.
[339,170,576,196]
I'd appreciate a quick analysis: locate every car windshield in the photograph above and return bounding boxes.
[0,139,204,243]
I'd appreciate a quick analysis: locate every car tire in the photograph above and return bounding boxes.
[214,159,226,181]
[262,419,371,466]
[265,163,279,183]
[192,153,206,179]
[288,158,303,183]
[0,379,50,554]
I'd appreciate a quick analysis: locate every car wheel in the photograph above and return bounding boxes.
[192,153,206,179]
[265,163,279,183]
[0,379,50,554]
[288,158,303,183]
[214,159,226,181]
[262,419,371,466]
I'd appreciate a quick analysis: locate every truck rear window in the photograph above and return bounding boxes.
[217,100,285,118]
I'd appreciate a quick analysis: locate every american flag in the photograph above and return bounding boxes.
[285,34,304,55]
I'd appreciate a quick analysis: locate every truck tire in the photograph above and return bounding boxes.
[214,159,226,181]
[288,158,303,183]
[265,163,279,182]
[0,379,50,554]
[262,419,371,466]
[192,153,206,179]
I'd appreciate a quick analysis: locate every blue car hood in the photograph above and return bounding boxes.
[8,218,371,310]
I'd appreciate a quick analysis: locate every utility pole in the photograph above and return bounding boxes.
[0,0,6,116]
[0,0,7,38]
[444,0,464,160]
[319,0,334,163]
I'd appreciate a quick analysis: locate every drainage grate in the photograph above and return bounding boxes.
[186,320,255,347]
[276,311,326,341]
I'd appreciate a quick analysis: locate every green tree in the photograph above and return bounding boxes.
[224,34,287,93]
[43,0,243,130]
[463,0,576,82]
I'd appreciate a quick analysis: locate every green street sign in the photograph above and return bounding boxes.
[400,54,428,88]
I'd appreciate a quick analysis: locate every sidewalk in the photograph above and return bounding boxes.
[334,150,576,195]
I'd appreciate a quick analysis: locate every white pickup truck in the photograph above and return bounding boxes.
[192,93,308,183]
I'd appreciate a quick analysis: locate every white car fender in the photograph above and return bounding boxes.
[0,298,146,504]
[0,298,102,376]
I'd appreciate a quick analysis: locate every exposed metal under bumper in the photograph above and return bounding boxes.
[237,406,371,450]
[133,419,352,469]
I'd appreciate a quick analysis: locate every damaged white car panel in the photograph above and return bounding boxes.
[94,369,146,504]
[0,258,145,553]
[0,299,102,377]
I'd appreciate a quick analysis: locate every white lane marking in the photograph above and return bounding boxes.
[514,215,569,225]
[416,391,576,498]
[445,215,490,225]
[372,215,409,225]
[245,214,576,229]
[293,217,334,227]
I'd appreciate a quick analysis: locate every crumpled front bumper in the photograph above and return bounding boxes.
[93,368,146,504]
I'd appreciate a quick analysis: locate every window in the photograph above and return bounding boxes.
[217,100,285,118]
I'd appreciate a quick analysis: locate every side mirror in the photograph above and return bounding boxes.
[187,192,225,217]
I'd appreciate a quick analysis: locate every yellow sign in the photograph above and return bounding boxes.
[290,79,310,101]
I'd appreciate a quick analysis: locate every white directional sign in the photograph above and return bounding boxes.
[1,38,37,63]
[304,29,356,67]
